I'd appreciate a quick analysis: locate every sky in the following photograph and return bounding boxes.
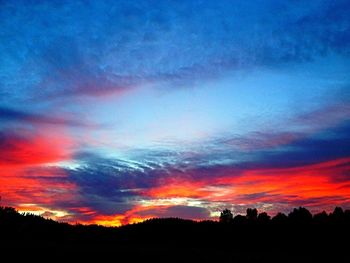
[1,0,350,226]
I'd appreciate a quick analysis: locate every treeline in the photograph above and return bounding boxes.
[219,206,350,224]
[1,206,350,262]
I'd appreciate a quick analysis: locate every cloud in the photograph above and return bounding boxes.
[83,204,211,226]
[0,165,77,211]
[1,0,349,102]
[141,157,350,212]
[253,120,350,168]
[0,126,77,214]
[0,106,89,127]
[2,141,348,224]
[3,100,348,223]
[64,154,157,215]
[0,128,73,167]
[206,102,350,168]
[62,110,350,215]
[57,147,350,223]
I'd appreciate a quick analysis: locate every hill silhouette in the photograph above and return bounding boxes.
[1,206,350,262]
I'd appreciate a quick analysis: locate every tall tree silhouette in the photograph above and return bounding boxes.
[219,209,233,223]
[246,208,258,221]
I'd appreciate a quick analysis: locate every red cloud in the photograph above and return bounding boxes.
[2,124,349,226]
[0,128,73,168]
[142,158,350,212]
[0,128,77,217]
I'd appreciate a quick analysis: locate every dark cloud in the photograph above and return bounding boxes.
[40,117,350,220]
[236,192,280,202]
[0,106,87,126]
[253,121,350,168]
[64,119,350,214]
[41,211,57,218]
[64,154,170,214]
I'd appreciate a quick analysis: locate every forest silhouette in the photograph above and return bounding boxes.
[1,205,349,262]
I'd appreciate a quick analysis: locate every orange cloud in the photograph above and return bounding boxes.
[0,168,76,204]
[77,205,161,226]
[79,203,209,226]
[142,158,350,212]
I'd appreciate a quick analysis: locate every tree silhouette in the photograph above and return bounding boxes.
[313,211,328,223]
[232,214,247,224]
[288,207,312,224]
[272,212,288,224]
[257,212,270,223]
[332,206,344,217]
[246,208,258,221]
[1,205,350,262]
[219,209,233,223]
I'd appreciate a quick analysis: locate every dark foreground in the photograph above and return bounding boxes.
[1,206,350,262]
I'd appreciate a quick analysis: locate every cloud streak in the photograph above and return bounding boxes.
[0,106,89,127]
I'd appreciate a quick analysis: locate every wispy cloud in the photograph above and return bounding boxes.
[0,106,89,127]
[1,0,349,102]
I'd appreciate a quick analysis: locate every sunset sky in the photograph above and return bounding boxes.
[1,0,350,226]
